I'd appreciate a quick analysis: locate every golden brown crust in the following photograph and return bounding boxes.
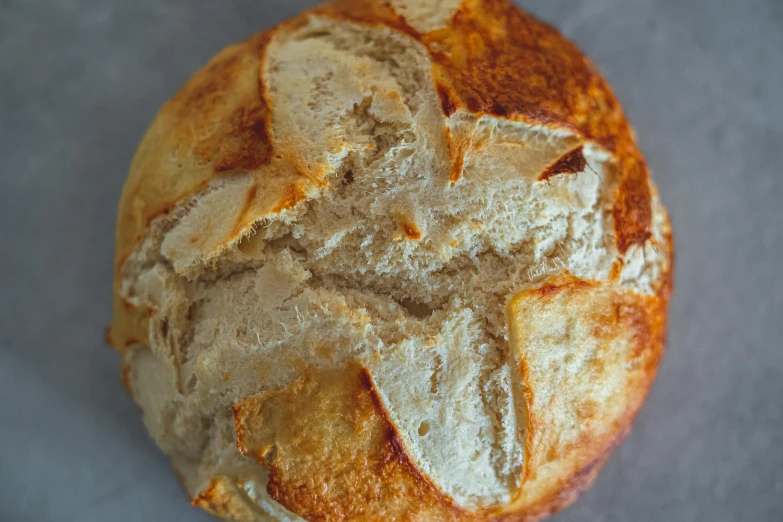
[502,265,671,519]
[232,363,464,521]
[613,156,653,254]
[192,475,266,522]
[539,146,588,182]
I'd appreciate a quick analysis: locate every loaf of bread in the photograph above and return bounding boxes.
[108,0,673,520]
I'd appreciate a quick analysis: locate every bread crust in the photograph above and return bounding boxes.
[109,1,673,520]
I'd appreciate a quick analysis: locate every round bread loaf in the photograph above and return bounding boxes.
[109,0,673,520]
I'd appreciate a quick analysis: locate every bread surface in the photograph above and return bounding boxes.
[109,0,673,520]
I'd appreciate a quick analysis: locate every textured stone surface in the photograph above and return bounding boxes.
[0,1,781,521]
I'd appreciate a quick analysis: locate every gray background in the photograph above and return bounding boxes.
[1,0,781,520]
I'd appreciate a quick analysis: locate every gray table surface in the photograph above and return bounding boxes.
[1,1,782,521]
